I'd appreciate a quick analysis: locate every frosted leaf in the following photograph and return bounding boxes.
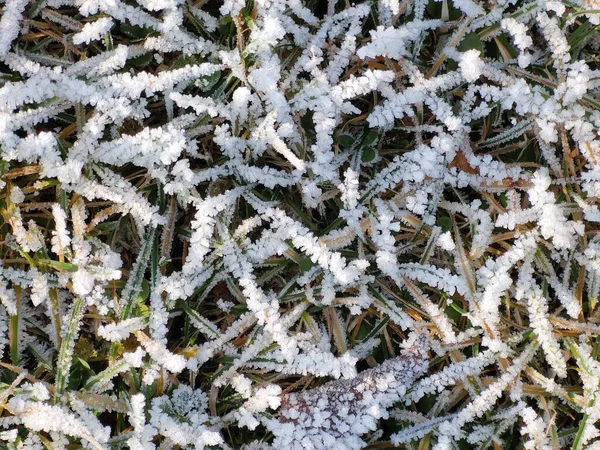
[269,336,428,449]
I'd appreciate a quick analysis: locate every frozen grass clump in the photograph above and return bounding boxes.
[2,0,600,448]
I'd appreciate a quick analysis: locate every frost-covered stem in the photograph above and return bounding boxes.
[55,297,85,396]
[49,287,62,349]
[84,349,144,392]
[160,196,178,275]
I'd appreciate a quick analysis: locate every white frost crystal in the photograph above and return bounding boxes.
[0,0,599,448]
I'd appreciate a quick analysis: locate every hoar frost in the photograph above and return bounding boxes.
[1,0,600,448]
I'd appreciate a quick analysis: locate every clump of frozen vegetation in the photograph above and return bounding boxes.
[2,0,600,448]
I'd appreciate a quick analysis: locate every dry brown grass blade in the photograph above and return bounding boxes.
[4,165,42,179]
[324,306,347,354]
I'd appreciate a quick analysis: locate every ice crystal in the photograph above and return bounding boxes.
[1,0,600,448]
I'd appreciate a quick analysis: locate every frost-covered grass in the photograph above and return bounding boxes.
[2,0,600,448]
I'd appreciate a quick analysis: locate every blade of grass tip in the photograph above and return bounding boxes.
[109,228,156,362]
[9,286,21,367]
[49,287,62,349]
[151,225,160,289]
[27,0,46,18]
[324,306,347,354]
[55,296,84,397]
[75,103,86,134]
[361,315,390,343]
[576,265,585,322]
[551,422,560,450]
[153,184,166,286]
[572,409,592,449]
[301,311,322,342]
[72,391,128,414]
[420,226,441,264]
[452,217,476,299]
[160,196,178,277]
[83,356,133,391]
[120,227,156,321]
[178,301,220,339]
[399,275,455,342]
[567,338,600,450]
